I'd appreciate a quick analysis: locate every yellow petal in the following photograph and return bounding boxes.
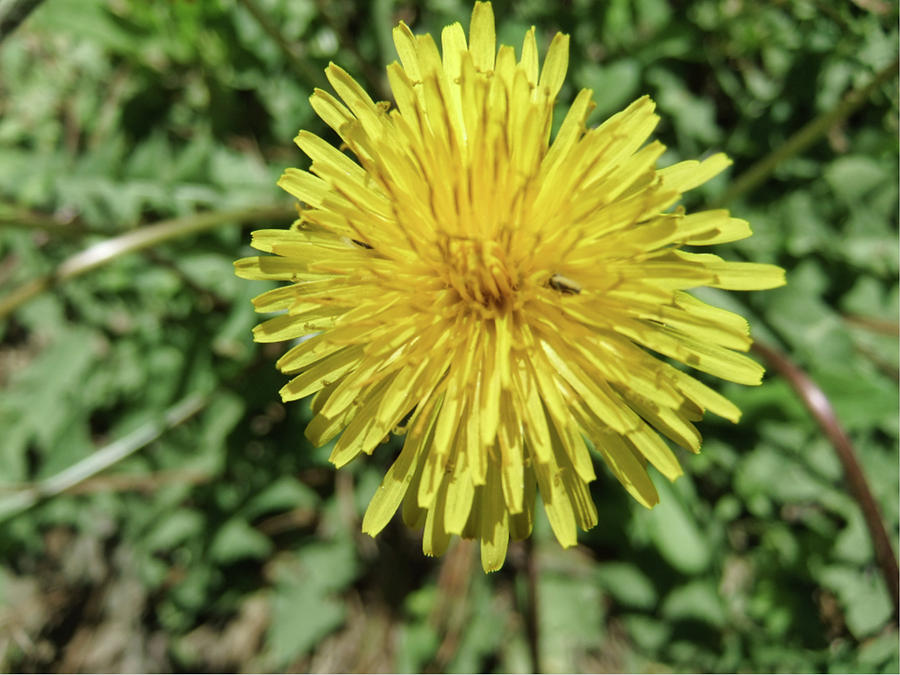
[469,1,496,72]
[278,168,331,208]
[519,26,539,85]
[362,431,422,536]
[538,32,569,100]
[445,462,476,534]
[627,424,683,481]
[392,21,422,82]
[479,462,510,572]
[234,256,308,282]
[509,468,536,540]
[423,481,451,557]
[279,345,363,402]
[658,152,732,193]
[594,431,659,508]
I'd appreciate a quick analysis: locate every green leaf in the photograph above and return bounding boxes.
[782,191,828,257]
[296,538,359,594]
[594,562,657,610]
[858,629,899,670]
[264,542,359,668]
[832,509,872,566]
[816,565,893,638]
[193,391,246,474]
[661,579,727,628]
[576,60,641,118]
[643,474,712,574]
[143,509,205,551]
[244,476,320,520]
[812,364,899,432]
[764,263,855,366]
[839,209,899,276]
[824,156,888,205]
[646,68,722,148]
[539,566,606,673]
[622,613,672,653]
[395,623,440,674]
[209,518,273,564]
[0,327,99,480]
[266,579,345,667]
[840,276,899,321]
[735,445,833,505]
[448,572,509,673]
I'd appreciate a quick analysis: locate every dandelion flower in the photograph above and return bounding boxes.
[235,1,785,572]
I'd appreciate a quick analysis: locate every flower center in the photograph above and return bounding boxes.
[439,236,519,317]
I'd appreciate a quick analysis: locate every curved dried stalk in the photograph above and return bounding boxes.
[0,204,91,237]
[0,204,295,321]
[752,341,899,618]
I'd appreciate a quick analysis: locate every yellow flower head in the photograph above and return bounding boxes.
[236,2,785,571]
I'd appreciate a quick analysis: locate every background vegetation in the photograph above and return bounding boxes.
[0,0,897,672]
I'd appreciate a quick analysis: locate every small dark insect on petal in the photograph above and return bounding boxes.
[352,239,374,249]
[548,273,581,295]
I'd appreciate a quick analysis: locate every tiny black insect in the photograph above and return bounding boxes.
[548,273,581,295]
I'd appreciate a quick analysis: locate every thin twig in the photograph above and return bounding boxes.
[0,392,209,523]
[0,204,90,237]
[236,0,328,92]
[63,469,212,494]
[752,340,900,618]
[843,314,900,337]
[714,57,899,207]
[0,204,295,321]
[256,507,318,536]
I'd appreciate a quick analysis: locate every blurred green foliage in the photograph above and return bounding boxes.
[0,0,897,672]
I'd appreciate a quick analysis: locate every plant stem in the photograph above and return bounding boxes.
[714,57,899,208]
[752,340,900,618]
[0,204,295,321]
[843,314,900,337]
[0,392,209,523]
[0,204,90,236]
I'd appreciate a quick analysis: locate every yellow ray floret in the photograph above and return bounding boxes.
[235,1,785,572]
